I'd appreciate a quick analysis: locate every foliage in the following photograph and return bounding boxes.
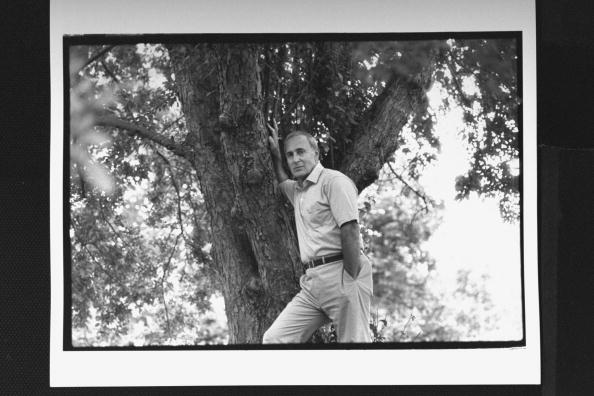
[70,45,219,345]
[441,39,521,222]
[359,157,502,342]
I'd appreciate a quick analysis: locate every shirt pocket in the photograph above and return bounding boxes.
[305,201,332,227]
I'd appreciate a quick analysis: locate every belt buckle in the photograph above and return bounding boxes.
[304,260,313,271]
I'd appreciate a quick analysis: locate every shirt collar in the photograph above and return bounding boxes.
[306,162,324,184]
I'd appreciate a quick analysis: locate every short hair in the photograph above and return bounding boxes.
[284,130,319,153]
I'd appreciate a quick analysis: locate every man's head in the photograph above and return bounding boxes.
[283,130,319,181]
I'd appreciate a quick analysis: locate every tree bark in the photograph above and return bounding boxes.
[167,44,301,343]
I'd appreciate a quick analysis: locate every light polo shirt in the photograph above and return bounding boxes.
[279,162,359,263]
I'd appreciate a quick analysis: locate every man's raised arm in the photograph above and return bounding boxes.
[267,119,289,184]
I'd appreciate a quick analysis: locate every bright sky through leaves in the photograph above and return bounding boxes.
[417,82,522,340]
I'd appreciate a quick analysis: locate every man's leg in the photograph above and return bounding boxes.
[319,255,373,343]
[262,273,329,344]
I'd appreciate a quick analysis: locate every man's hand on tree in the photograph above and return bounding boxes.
[267,119,282,161]
[266,119,289,183]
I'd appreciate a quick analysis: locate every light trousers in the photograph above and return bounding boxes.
[262,254,373,343]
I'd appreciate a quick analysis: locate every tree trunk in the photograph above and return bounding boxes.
[167,44,302,343]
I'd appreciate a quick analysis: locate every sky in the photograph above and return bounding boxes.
[416,83,523,340]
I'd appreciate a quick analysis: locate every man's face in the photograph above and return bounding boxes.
[284,135,318,180]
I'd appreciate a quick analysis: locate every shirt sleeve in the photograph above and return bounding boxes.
[326,175,359,227]
[278,179,297,206]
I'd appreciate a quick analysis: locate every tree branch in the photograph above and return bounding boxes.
[161,115,184,134]
[386,161,432,212]
[100,59,120,83]
[99,207,132,249]
[280,80,311,123]
[160,231,180,340]
[154,149,187,239]
[95,114,187,158]
[445,50,472,108]
[78,45,116,74]
[339,73,429,192]
[80,244,122,287]
[71,217,129,291]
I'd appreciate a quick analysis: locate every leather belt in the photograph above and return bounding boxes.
[302,253,343,271]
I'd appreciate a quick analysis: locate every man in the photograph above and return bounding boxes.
[263,120,373,343]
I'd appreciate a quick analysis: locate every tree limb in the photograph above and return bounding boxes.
[100,59,120,83]
[339,73,430,192]
[445,50,472,108]
[95,114,187,158]
[78,45,116,74]
[160,231,180,340]
[161,115,184,134]
[386,161,432,212]
[99,207,132,249]
[280,79,311,123]
[80,244,123,288]
[154,149,187,239]
[71,217,129,291]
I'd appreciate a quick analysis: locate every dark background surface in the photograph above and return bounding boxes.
[1,0,592,394]
[537,0,594,394]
